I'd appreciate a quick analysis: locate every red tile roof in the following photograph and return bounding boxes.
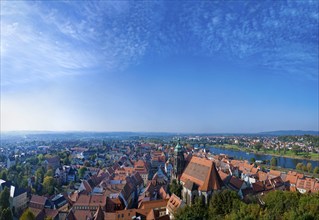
[30,195,47,206]
[269,170,281,177]
[166,194,183,214]
[73,210,92,220]
[229,176,244,190]
[180,156,224,192]
[138,199,169,210]
[73,194,107,210]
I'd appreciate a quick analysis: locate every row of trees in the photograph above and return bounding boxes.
[174,190,319,220]
[296,162,319,174]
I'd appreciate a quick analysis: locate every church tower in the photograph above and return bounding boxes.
[173,139,185,180]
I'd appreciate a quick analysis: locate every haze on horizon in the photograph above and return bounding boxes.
[1,1,318,133]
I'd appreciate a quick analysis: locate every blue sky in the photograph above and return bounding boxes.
[1,1,318,133]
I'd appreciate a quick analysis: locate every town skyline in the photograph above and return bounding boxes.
[1,1,318,133]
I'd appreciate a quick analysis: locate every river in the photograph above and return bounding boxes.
[208,146,319,169]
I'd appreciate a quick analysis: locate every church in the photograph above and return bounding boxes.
[172,140,224,205]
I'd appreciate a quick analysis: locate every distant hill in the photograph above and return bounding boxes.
[258,130,319,136]
[1,130,318,139]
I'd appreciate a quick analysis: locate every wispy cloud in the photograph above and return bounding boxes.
[150,1,318,80]
[1,0,318,87]
[1,1,98,85]
[1,1,156,85]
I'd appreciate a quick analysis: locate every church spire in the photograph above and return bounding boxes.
[173,138,185,179]
[174,138,182,152]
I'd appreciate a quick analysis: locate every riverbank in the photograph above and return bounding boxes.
[213,144,319,161]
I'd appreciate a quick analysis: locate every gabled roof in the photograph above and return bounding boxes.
[132,172,144,186]
[180,157,224,192]
[146,209,156,220]
[74,194,107,208]
[30,195,47,206]
[269,170,281,178]
[44,209,59,219]
[229,176,244,190]
[115,209,149,220]
[252,181,264,193]
[166,194,183,214]
[73,210,92,220]
[138,199,169,210]
[269,176,284,188]
[82,180,93,193]
[257,171,268,181]
[218,170,230,184]
[285,174,298,185]
[158,186,169,199]
[296,178,316,191]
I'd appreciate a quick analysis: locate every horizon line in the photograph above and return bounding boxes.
[1,129,318,135]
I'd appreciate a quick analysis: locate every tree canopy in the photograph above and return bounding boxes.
[169,179,183,198]
[173,189,319,220]
[20,209,35,220]
[0,187,10,210]
[0,208,13,220]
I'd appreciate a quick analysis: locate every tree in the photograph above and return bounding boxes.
[35,167,45,183]
[296,163,304,171]
[0,187,10,210]
[175,197,207,220]
[254,142,263,151]
[250,158,256,163]
[298,193,319,217]
[263,190,299,219]
[0,170,7,181]
[225,203,260,220]
[169,179,183,198]
[270,157,277,167]
[84,161,91,167]
[20,209,35,220]
[313,166,319,174]
[43,176,56,195]
[302,164,307,172]
[0,207,13,220]
[63,156,70,165]
[45,169,54,178]
[306,162,312,173]
[78,167,87,178]
[37,154,44,162]
[292,145,299,155]
[208,189,241,219]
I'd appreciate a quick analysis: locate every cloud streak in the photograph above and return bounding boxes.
[2,0,317,87]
